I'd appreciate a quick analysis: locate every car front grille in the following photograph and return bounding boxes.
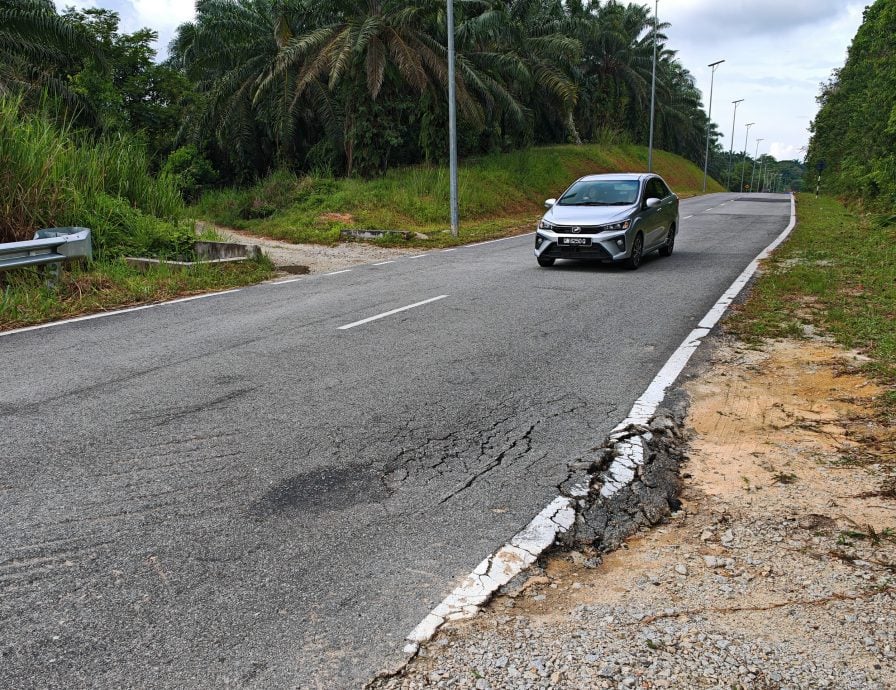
[553,225,605,234]
[543,243,612,260]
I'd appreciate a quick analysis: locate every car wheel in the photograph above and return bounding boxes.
[659,225,675,257]
[625,233,644,270]
[537,256,555,267]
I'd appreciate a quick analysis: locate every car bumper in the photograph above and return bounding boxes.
[533,230,630,262]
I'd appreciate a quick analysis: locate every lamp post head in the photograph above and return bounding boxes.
[708,59,725,68]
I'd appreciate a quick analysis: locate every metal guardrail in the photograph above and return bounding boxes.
[0,228,92,278]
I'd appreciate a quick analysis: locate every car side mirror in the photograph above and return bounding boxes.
[544,198,556,209]
[645,197,661,208]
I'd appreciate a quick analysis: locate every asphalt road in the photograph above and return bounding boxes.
[0,193,792,689]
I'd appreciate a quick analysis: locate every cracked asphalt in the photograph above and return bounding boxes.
[0,193,791,688]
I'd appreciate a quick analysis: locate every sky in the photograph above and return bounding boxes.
[54,0,868,163]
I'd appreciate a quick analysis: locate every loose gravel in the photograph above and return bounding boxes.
[205,225,418,274]
[373,339,896,690]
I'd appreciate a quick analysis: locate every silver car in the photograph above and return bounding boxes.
[534,173,679,270]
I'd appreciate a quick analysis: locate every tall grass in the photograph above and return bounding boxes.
[0,96,185,255]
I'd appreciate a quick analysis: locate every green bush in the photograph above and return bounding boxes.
[162,145,219,202]
[0,95,187,256]
[73,192,195,258]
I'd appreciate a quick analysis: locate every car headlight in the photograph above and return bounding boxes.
[601,220,631,232]
[538,219,557,231]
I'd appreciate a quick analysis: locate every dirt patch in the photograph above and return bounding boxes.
[524,338,895,615]
[318,212,355,224]
[204,223,417,275]
[686,339,893,527]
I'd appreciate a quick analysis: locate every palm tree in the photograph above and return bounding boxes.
[261,0,474,175]
[169,0,323,176]
[0,0,98,105]
[455,0,582,146]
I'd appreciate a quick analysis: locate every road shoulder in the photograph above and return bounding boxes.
[375,333,896,689]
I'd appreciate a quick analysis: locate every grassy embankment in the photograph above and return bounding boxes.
[726,194,896,410]
[0,98,274,331]
[196,143,724,247]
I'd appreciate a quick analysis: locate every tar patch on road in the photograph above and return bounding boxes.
[249,463,389,517]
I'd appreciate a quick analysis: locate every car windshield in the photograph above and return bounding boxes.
[557,180,640,206]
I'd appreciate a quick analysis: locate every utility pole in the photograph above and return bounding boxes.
[701,59,724,192]
[739,122,754,192]
[726,99,744,191]
[647,0,658,172]
[447,0,459,237]
[749,138,764,192]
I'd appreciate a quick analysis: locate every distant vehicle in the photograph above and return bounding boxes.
[534,173,679,270]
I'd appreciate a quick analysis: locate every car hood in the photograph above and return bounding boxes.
[544,204,637,226]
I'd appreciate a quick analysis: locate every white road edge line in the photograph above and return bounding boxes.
[325,269,352,276]
[683,215,693,219]
[0,289,243,338]
[400,194,797,657]
[338,295,448,331]
[272,278,303,285]
[373,261,396,266]
[465,233,534,248]
[409,254,428,259]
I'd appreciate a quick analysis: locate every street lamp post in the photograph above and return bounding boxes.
[726,99,744,190]
[447,0,459,237]
[647,0,658,172]
[749,138,764,193]
[701,59,724,192]
[739,122,754,193]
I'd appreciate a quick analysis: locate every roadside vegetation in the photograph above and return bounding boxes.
[0,260,274,332]
[196,142,723,247]
[806,0,896,208]
[727,194,896,409]
[0,96,274,331]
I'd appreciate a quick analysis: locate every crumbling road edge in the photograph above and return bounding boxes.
[369,195,797,684]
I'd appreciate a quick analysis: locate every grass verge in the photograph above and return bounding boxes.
[195,144,724,248]
[725,193,896,408]
[0,258,275,332]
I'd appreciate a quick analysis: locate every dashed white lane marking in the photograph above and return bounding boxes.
[373,261,396,266]
[442,248,458,253]
[325,269,352,276]
[409,254,428,259]
[399,194,797,657]
[683,215,693,219]
[337,295,448,331]
[272,277,303,285]
[0,289,243,338]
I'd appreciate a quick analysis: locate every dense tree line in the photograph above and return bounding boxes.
[2,0,726,187]
[807,0,896,205]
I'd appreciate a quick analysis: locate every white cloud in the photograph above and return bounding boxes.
[636,0,867,161]
[660,0,854,40]
[769,143,802,161]
[130,0,194,32]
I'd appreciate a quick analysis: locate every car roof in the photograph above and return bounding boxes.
[576,173,657,182]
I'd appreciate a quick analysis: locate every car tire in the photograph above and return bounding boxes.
[659,225,675,257]
[625,233,644,270]
[537,256,555,267]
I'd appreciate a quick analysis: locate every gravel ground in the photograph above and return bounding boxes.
[373,339,896,690]
[206,225,418,274]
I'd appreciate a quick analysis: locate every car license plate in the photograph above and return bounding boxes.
[559,237,591,246]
